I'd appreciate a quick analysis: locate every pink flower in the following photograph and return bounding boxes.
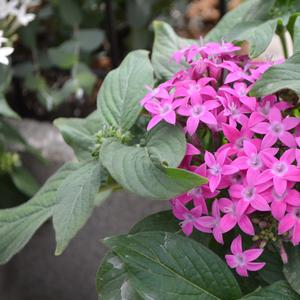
[172,202,207,236]
[278,206,300,245]
[225,235,265,277]
[180,143,201,169]
[229,171,271,213]
[251,107,299,148]
[176,164,218,214]
[220,82,257,111]
[257,95,291,118]
[205,148,239,192]
[186,143,201,156]
[174,78,217,101]
[218,92,250,127]
[296,138,300,167]
[202,41,240,56]
[140,85,170,105]
[232,140,278,178]
[260,149,300,195]
[197,200,224,244]
[177,95,219,135]
[221,123,254,155]
[219,198,254,235]
[262,187,300,220]
[140,41,300,267]
[145,97,183,130]
[222,61,254,84]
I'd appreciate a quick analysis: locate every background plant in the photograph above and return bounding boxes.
[0,0,43,207]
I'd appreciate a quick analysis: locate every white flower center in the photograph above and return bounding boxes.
[188,84,200,95]
[242,186,256,201]
[293,208,300,220]
[159,104,172,115]
[188,186,203,197]
[270,122,284,135]
[272,162,288,177]
[235,253,246,266]
[235,137,246,150]
[209,164,221,176]
[249,154,262,169]
[191,105,204,117]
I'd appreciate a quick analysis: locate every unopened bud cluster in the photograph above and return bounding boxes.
[91,126,132,157]
[0,151,20,174]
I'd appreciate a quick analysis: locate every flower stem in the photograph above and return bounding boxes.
[278,27,289,59]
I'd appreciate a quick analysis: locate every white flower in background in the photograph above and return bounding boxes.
[0,46,14,65]
[0,0,18,19]
[0,30,14,65]
[0,30,8,45]
[0,0,38,25]
[0,0,39,65]
[12,3,35,26]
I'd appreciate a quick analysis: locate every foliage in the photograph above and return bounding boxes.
[1,1,300,299]
[206,0,300,58]
[14,0,105,111]
[0,103,40,204]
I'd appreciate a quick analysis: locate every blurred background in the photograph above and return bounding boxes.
[0,1,241,299]
[6,0,241,120]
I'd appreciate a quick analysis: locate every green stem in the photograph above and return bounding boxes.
[278,28,289,59]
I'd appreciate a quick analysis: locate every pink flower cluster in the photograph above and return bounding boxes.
[141,41,300,277]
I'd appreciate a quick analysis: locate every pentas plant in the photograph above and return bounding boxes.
[2,1,300,297]
[0,0,37,65]
[141,41,300,277]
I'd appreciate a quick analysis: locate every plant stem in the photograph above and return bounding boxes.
[278,28,289,59]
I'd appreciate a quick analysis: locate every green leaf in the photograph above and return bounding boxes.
[0,174,27,209]
[97,252,142,300]
[48,40,78,69]
[152,20,196,80]
[288,14,300,52]
[259,249,284,284]
[76,63,97,94]
[227,20,278,58]
[130,210,180,234]
[242,280,300,299]
[13,62,35,78]
[96,211,180,300]
[24,74,47,92]
[53,160,101,255]
[100,123,207,200]
[243,0,275,22]
[75,29,104,52]
[0,163,77,264]
[10,167,39,197]
[250,52,300,97]
[0,64,12,93]
[104,231,242,300]
[58,0,82,27]
[283,245,300,295]
[0,96,18,118]
[97,50,154,131]
[0,120,37,158]
[0,120,26,146]
[165,167,207,187]
[94,188,112,207]
[205,0,261,42]
[54,114,101,161]
[97,210,210,300]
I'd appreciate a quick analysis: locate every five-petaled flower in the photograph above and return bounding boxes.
[225,235,265,277]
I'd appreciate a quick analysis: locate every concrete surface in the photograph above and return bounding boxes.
[0,119,169,300]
